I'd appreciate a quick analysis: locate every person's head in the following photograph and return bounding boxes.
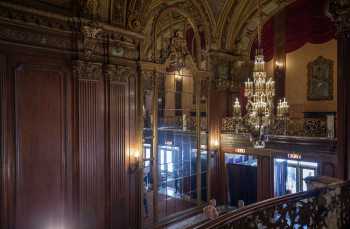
[238,200,245,208]
[209,199,216,206]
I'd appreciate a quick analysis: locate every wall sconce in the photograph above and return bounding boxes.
[275,61,284,69]
[129,150,141,173]
[212,140,219,149]
[175,72,183,81]
[210,140,220,158]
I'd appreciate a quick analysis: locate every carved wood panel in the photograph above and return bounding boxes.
[14,64,68,229]
[78,79,105,229]
[109,81,129,228]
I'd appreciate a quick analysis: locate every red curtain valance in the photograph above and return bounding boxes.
[251,0,336,61]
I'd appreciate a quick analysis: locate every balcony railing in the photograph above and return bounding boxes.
[191,181,350,229]
[222,117,332,138]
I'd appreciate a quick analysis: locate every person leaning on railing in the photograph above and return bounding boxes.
[203,199,219,220]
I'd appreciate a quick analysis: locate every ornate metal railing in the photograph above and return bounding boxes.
[222,117,329,138]
[158,116,208,131]
[191,181,350,229]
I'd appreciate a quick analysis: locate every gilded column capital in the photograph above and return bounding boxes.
[73,60,103,81]
[104,64,136,83]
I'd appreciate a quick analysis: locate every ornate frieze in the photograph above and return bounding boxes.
[0,25,71,50]
[0,2,72,31]
[0,2,141,60]
[73,60,103,81]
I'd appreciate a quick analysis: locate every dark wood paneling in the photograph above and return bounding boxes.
[0,53,7,228]
[109,82,129,228]
[322,162,336,177]
[0,44,139,229]
[127,75,141,229]
[78,79,105,229]
[208,89,228,205]
[257,156,273,201]
[14,64,67,229]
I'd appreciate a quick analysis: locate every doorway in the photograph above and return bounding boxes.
[274,159,318,196]
[225,154,258,207]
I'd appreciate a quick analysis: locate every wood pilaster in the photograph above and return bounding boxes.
[330,0,350,180]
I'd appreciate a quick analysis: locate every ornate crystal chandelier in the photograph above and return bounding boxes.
[232,0,289,148]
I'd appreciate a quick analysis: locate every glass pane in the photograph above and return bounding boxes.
[225,154,258,166]
[302,168,315,191]
[286,167,297,194]
[300,161,318,167]
[274,159,287,196]
[156,71,199,220]
[201,150,208,202]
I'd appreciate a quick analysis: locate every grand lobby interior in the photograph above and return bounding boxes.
[1,0,350,228]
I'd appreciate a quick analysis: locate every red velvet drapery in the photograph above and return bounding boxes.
[251,0,335,61]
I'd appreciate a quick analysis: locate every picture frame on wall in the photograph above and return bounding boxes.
[307,56,334,101]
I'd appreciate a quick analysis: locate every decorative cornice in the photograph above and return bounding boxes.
[0,22,72,51]
[73,60,103,81]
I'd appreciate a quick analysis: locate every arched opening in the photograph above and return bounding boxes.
[141,7,209,228]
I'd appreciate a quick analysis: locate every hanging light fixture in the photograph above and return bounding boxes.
[233,0,289,148]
